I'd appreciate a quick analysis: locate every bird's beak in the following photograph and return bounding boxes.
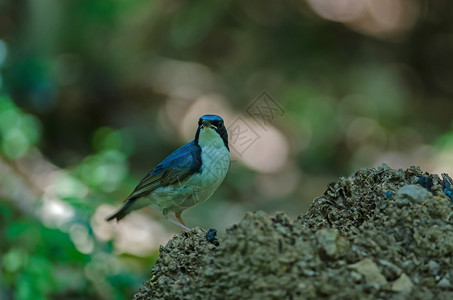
[202,120,217,129]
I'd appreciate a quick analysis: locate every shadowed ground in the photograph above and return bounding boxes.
[134,165,453,299]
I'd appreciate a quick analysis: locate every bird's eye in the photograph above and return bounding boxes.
[212,120,223,128]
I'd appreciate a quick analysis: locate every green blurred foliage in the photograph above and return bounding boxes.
[0,96,154,299]
[0,96,40,159]
[1,0,453,299]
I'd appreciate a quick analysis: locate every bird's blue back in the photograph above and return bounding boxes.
[152,141,202,176]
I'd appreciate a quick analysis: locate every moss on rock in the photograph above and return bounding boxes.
[134,165,453,299]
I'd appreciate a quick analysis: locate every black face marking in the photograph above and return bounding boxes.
[211,119,223,129]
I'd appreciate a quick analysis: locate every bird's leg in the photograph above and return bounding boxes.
[166,215,191,231]
[175,212,185,225]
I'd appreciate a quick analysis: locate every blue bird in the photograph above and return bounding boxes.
[106,114,230,230]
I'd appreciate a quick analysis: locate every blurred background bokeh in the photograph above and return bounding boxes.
[1,0,453,299]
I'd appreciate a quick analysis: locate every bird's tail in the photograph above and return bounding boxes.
[106,198,146,222]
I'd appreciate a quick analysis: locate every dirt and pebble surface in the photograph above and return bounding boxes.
[134,165,453,299]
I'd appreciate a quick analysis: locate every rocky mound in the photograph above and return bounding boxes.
[134,165,453,299]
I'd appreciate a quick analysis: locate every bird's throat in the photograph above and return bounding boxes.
[198,128,225,149]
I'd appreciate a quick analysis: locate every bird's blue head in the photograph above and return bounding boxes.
[195,114,229,150]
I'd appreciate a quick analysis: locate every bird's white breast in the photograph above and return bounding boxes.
[198,140,230,186]
[189,127,230,203]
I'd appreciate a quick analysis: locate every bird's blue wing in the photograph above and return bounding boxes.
[125,141,201,201]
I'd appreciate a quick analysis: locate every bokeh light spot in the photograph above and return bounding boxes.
[2,128,30,159]
[306,0,367,22]
[69,224,95,254]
